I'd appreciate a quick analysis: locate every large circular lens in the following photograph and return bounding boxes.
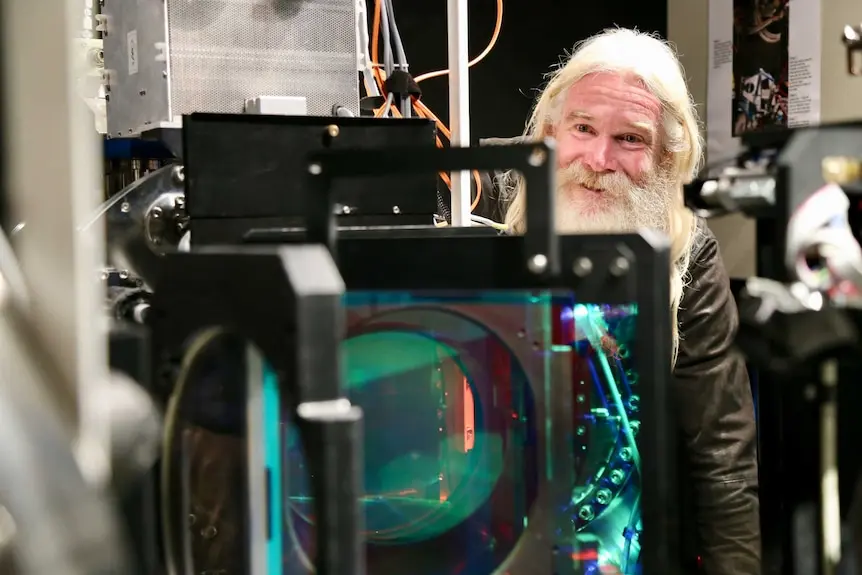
[284,306,539,575]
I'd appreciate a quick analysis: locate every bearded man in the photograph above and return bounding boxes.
[502,29,761,574]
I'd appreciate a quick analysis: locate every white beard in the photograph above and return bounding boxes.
[554,161,673,235]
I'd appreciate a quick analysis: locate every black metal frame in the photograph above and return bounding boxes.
[306,142,558,274]
[109,322,159,575]
[147,245,363,575]
[181,112,439,221]
[329,231,676,574]
[296,141,679,574]
[738,125,862,575]
[165,121,680,573]
[743,125,862,282]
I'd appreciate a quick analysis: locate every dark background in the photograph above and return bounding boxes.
[385,0,668,142]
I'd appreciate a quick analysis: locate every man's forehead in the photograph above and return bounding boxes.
[561,72,662,125]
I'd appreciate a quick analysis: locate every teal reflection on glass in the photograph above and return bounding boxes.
[276,293,642,574]
[563,302,641,574]
[343,331,503,543]
[282,290,546,575]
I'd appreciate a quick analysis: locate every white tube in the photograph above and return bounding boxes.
[446,0,472,226]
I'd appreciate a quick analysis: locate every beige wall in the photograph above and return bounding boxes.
[668,0,862,278]
[668,0,757,279]
[820,0,862,122]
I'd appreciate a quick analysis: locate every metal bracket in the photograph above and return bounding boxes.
[149,245,363,575]
[843,24,862,75]
[307,139,559,276]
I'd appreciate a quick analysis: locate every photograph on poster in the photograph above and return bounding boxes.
[732,0,789,136]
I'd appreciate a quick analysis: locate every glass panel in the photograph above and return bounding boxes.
[559,302,642,574]
[282,290,555,575]
[277,292,641,574]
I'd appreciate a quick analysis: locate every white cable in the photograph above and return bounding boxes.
[384,0,412,116]
[379,93,394,118]
[469,214,507,231]
[385,0,409,69]
[356,0,380,97]
[379,0,394,77]
[787,183,862,293]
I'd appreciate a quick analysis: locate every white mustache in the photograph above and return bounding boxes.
[557,162,635,196]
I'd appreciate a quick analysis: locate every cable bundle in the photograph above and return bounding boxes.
[358,0,505,226]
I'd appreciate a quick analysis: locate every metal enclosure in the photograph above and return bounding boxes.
[101,0,360,137]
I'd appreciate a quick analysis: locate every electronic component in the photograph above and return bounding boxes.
[148,245,363,575]
[240,139,677,575]
[682,27,862,573]
[100,0,360,137]
[181,113,439,245]
[844,23,862,75]
[684,125,862,284]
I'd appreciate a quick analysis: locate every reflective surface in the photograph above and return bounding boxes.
[283,291,550,575]
[169,292,643,574]
[563,303,641,575]
[276,292,641,574]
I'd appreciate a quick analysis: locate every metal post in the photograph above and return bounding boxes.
[1,0,110,481]
[446,0,472,227]
[820,359,841,575]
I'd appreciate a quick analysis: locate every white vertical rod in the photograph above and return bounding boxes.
[446,0,472,227]
[2,0,110,482]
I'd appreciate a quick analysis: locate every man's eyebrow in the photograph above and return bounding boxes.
[564,110,594,122]
[562,110,657,142]
[627,120,656,138]
[564,110,655,132]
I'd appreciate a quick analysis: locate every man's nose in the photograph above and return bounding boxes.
[582,138,616,173]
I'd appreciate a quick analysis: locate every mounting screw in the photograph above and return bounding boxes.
[572,257,593,277]
[595,488,612,506]
[528,147,547,167]
[171,165,184,184]
[609,256,630,276]
[308,163,322,175]
[392,205,401,214]
[326,124,340,138]
[527,253,548,274]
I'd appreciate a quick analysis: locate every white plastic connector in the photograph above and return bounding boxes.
[355,0,368,72]
[154,42,167,62]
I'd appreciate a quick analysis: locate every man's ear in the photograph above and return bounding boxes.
[543,123,556,138]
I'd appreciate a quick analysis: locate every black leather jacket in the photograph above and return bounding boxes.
[674,220,761,574]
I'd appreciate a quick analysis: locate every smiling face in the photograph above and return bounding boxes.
[551,72,674,233]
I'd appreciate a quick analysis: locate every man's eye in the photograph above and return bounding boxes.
[574,124,592,133]
[620,134,643,144]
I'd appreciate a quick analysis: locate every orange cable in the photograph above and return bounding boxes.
[413,0,503,84]
[413,102,482,211]
[369,0,489,212]
[371,0,381,67]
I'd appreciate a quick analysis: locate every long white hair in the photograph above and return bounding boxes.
[504,28,703,364]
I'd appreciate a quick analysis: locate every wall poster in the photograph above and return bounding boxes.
[706,0,821,164]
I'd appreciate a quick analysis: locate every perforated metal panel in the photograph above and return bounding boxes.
[103,0,359,135]
[167,0,358,117]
